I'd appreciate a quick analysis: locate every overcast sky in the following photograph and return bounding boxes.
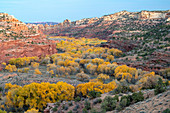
[0,0,169,22]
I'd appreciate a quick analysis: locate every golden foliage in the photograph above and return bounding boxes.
[115,65,137,76]
[5,64,17,72]
[57,60,65,66]
[18,68,30,73]
[2,62,6,66]
[143,72,155,77]
[108,48,122,56]
[9,56,38,67]
[5,83,21,90]
[115,73,132,82]
[97,74,110,83]
[31,62,39,69]
[5,82,75,110]
[138,72,157,83]
[18,69,22,73]
[76,81,117,96]
[24,108,39,113]
[106,55,114,62]
[34,69,42,75]
[49,70,54,75]
[47,64,56,71]
[92,58,104,65]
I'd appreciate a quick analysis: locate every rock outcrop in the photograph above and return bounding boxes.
[139,10,170,19]
[0,13,39,40]
[0,13,57,71]
[42,10,170,39]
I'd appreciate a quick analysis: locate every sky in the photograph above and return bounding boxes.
[0,0,169,22]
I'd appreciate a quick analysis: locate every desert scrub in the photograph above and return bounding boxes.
[73,104,79,111]
[74,96,81,102]
[120,98,127,108]
[62,105,68,110]
[84,100,91,110]
[101,96,117,111]
[68,101,73,106]
[120,95,131,106]
[131,91,144,103]
[154,78,167,95]
[110,84,131,94]
[163,109,170,113]
[116,104,122,111]
[52,107,58,112]
[82,108,88,113]
[113,95,119,102]
[67,110,73,113]
[88,90,101,99]
[93,98,102,105]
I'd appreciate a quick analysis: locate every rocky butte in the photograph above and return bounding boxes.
[42,10,170,38]
[0,13,57,70]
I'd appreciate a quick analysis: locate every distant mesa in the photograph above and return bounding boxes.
[25,22,59,25]
[41,9,170,39]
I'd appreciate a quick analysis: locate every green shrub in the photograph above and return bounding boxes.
[113,95,119,102]
[115,104,122,111]
[0,87,3,91]
[68,110,73,113]
[68,101,73,106]
[96,92,101,97]
[75,96,81,102]
[88,91,101,99]
[131,91,144,103]
[54,102,60,108]
[110,85,131,94]
[73,104,79,111]
[82,108,88,113]
[154,78,166,95]
[52,107,58,112]
[162,108,170,113]
[165,80,169,86]
[101,96,117,111]
[120,98,127,107]
[93,98,102,105]
[90,108,98,113]
[120,95,131,106]
[62,105,68,110]
[84,100,91,110]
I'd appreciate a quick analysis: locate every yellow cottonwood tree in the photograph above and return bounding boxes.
[97,74,110,83]
[76,81,117,96]
[115,65,137,76]
[9,56,39,67]
[5,82,75,110]
[5,64,17,72]
[106,55,114,62]
[115,72,132,82]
